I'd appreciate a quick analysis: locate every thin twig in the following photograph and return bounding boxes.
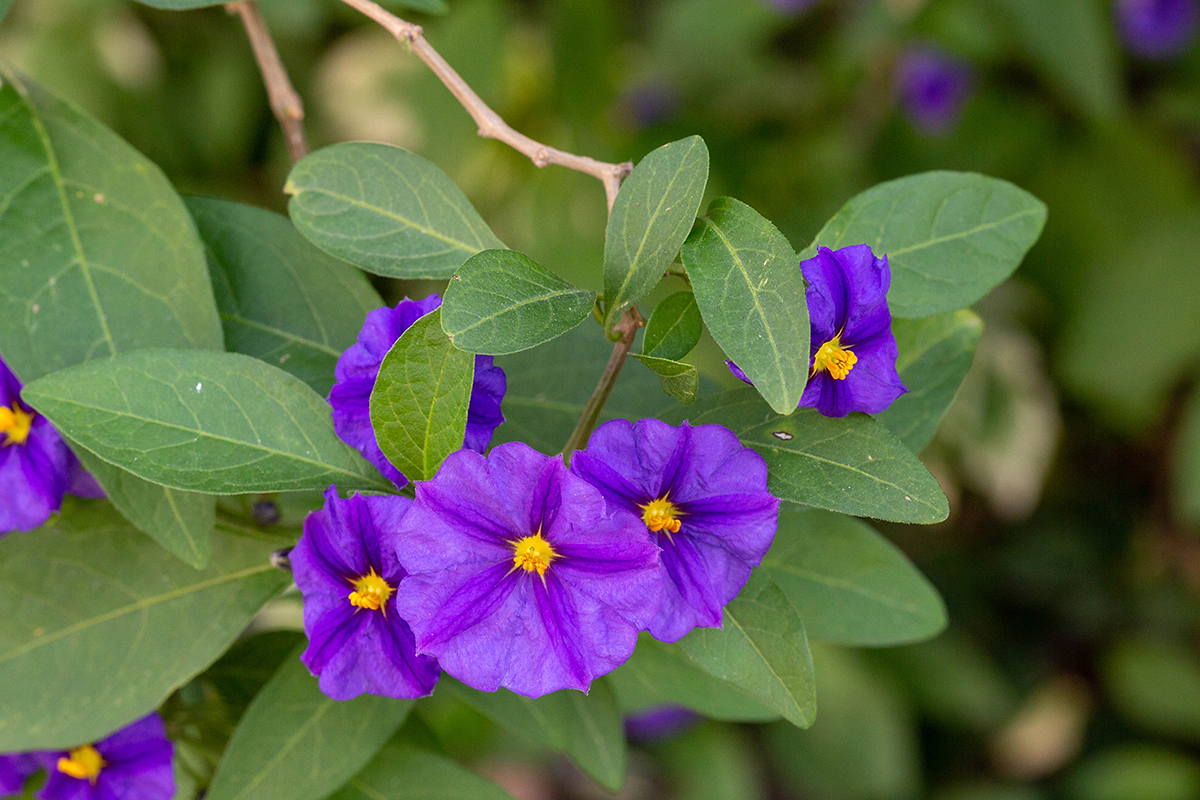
[227,1,308,163]
[562,307,645,460]
[337,0,632,210]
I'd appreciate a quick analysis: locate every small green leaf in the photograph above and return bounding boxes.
[761,510,946,646]
[207,648,412,800]
[441,249,595,355]
[0,502,288,750]
[1068,745,1200,800]
[811,172,1047,318]
[447,679,626,791]
[188,196,382,396]
[286,142,505,280]
[681,198,809,416]
[668,388,949,524]
[608,634,778,722]
[679,571,816,728]
[631,354,699,405]
[332,743,516,800]
[1105,637,1200,743]
[604,136,709,333]
[22,350,389,494]
[371,309,475,482]
[643,291,702,361]
[879,310,983,453]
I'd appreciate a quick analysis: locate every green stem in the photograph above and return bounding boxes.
[561,307,644,462]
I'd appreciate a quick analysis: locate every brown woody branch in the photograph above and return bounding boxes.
[227,1,308,163]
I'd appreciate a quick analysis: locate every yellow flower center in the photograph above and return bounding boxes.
[640,496,683,535]
[348,567,393,611]
[511,532,558,578]
[0,402,34,446]
[57,745,105,784]
[812,334,857,380]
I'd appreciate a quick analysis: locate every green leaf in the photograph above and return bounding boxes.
[631,354,699,405]
[0,502,288,750]
[608,634,778,722]
[810,171,1047,318]
[0,0,13,23]
[371,309,475,482]
[441,249,595,355]
[879,310,983,453]
[74,447,216,569]
[22,350,389,494]
[643,290,702,361]
[603,136,709,333]
[1105,637,1200,744]
[188,196,382,396]
[681,197,809,416]
[332,743,516,800]
[447,679,626,791]
[1068,745,1200,800]
[286,142,504,280]
[668,388,949,523]
[0,68,223,383]
[207,647,412,800]
[761,510,946,646]
[679,571,816,728]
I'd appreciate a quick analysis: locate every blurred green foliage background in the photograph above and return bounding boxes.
[5,0,1200,797]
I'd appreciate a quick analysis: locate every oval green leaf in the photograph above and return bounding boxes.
[441,249,595,355]
[286,142,505,279]
[603,136,709,333]
[188,196,383,396]
[22,350,389,494]
[761,510,947,646]
[810,171,1047,318]
[0,502,289,750]
[207,647,412,800]
[681,197,809,416]
[643,290,702,361]
[332,743,516,800]
[631,354,699,406]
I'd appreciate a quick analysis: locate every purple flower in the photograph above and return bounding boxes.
[291,487,441,701]
[328,295,506,487]
[1116,0,1200,58]
[0,754,39,795]
[0,356,104,535]
[392,442,662,698]
[624,706,701,741]
[35,713,173,800]
[570,419,779,643]
[895,47,974,135]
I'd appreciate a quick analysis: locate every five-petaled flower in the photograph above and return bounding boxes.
[291,487,441,701]
[393,442,662,698]
[328,295,506,488]
[34,713,174,800]
[571,419,779,643]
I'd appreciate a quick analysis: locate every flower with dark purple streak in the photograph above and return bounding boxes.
[0,355,104,536]
[393,442,662,698]
[895,47,974,135]
[328,295,506,487]
[570,419,779,643]
[33,713,173,800]
[0,754,38,796]
[292,487,441,701]
[1115,0,1200,59]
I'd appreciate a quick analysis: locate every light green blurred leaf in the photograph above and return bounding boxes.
[659,724,765,800]
[441,249,594,355]
[679,571,816,728]
[0,502,288,750]
[207,649,411,800]
[332,743,515,800]
[604,136,709,333]
[23,350,389,494]
[286,143,505,280]
[0,0,13,23]
[1105,637,1200,744]
[188,196,382,397]
[371,309,474,482]
[643,290,702,361]
[1067,745,1200,800]
[762,510,946,646]
[681,197,809,415]
[631,354,699,405]
[811,172,1047,318]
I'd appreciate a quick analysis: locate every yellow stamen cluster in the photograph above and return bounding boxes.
[57,745,105,784]
[348,567,393,611]
[640,497,683,535]
[0,403,34,446]
[512,532,557,577]
[812,335,857,380]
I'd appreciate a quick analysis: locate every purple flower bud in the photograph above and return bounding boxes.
[895,47,974,136]
[1115,0,1200,59]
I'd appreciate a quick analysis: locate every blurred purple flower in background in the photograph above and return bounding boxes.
[1115,0,1200,59]
[624,706,701,741]
[894,46,974,135]
[35,714,174,800]
[764,0,819,16]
